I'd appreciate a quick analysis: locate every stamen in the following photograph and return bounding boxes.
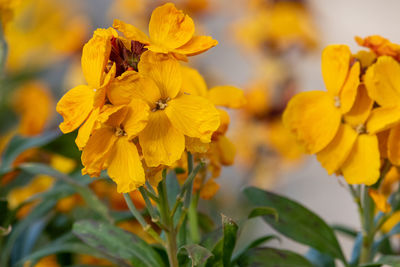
[115,127,126,137]
[355,124,366,134]
[334,96,341,108]
[153,98,170,111]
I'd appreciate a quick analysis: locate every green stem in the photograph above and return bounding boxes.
[157,171,179,267]
[188,192,200,243]
[359,185,374,264]
[123,193,164,244]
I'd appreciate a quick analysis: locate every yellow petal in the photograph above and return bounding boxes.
[316,124,358,175]
[107,71,160,108]
[368,189,391,213]
[81,33,111,88]
[112,19,150,44]
[344,85,374,127]
[366,106,400,134]
[354,50,377,69]
[138,51,182,99]
[123,99,150,139]
[388,124,400,165]
[108,137,145,193]
[174,35,218,56]
[377,130,390,159]
[341,134,380,185]
[56,85,94,133]
[364,56,400,107]
[76,108,100,150]
[166,94,220,142]
[282,91,341,154]
[81,127,117,177]
[382,211,400,233]
[180,66,208,97]
[93,63,116,108]
[321,44,351,96]
[98,105,128,128]
[216,135,236,166]
[139,111,184,167]
[208,85,246,109]
[148,3,194,49]
[339,61,360,113]
[214,108,230,137]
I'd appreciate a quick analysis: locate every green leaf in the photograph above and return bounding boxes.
[0,132,60,175]
[332,224,358,239]
[237,247,313,267]
[248,207,278,221]
[205,215,239,267]
[361,255,400,267]
[73,220,165,267]
[243,187,345,262]
[19,163,112,222]
[179,244,213,267]
[232,235,281,263]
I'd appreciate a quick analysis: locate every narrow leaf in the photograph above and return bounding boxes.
[179,244,213,267]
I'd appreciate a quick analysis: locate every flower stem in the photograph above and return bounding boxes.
[157,170,179,267]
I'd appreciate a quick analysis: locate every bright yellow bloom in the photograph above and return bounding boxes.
[0,0,20,29]
[57,28,116,150]
[113,2,217,60]
[12,81,53,136]
[108,51,220,167]
[81,100,149,193]
[284,44,384,185]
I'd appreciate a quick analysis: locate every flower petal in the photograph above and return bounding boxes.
[208,85,246,109]
[180,66,208,97]
[364,56,400,107]
[316,124,358,175]
[174,35,218,56]
[81,32,111,88]
[123,99,150,139]
[282,91,341,154]
[369,189,391,213]
[388,124,400,165]
[81,127,117,177]
[185,137,209,153]
[56,85,94,133]
[344,84,373,127]
[139,111,184,167]
[340,61,360,113]
[138,51,182,99]
[341,134,380,185]
[216,135,236,166]
[322,44,351,96]
[112,19,150,44]
[108,137,145,193]
[166,94,220,142]
[76,107,100,150]
[148,3,194,49]
[366,106,400,134]
[199,179,220,200]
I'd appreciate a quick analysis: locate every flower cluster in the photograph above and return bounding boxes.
[283,35,400,186]
[56,3,242,193]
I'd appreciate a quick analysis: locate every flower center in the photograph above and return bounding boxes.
[153,98,170,112]
[355,124,366,134]
[115,127,126,137]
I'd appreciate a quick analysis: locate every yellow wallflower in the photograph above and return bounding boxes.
[108,51,220,168]
[368,188,391,213]
[81,100,149,193]
[113,2,217,60]
[356,35,400,62]
[56,28,116,150]
[284,44,384,185]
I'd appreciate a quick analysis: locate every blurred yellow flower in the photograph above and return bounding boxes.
[368,188,391,213]
[113,2,217,60]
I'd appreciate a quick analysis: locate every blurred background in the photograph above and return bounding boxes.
[2,0,400,265]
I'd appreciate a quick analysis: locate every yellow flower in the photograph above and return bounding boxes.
[0,0,20,29]
[81,99,149,193]
[108,51,220,167]
[113,2,218,60]
[283,44,360,154]
[56,28,116,150]
[364,55,400,165]
[12,81,53,136]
